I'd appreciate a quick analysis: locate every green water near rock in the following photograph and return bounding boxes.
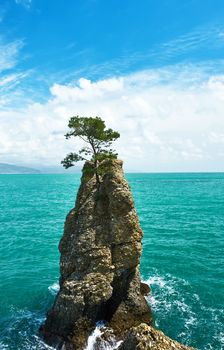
[0,173,223,349]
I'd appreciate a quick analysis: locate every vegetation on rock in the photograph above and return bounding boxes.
[61,116,120,184]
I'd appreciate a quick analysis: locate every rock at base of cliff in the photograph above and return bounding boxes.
[118,323,196,350]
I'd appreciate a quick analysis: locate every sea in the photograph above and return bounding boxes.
[0,173,223,350]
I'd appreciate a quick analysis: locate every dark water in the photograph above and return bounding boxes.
[0,173,223,349]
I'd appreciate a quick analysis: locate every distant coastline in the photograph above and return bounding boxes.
[1,162,224,175]
[0,163,41,174]
[0,163,83,174]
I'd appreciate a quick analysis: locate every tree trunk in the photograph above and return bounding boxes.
[91,142,100,186]
[94,159,100,185]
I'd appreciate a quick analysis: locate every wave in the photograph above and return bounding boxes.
[48,282,60,296]
[1,276,223,350]
[145,270,224,350]
[84,322,122,350]
[0,308,55,350]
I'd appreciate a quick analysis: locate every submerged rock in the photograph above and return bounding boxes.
[42,160,152,349]
[118,323,195,350]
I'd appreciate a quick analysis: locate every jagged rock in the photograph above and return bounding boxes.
[118,323,195,350]
[42,160,152,349]
[140,282,151,296]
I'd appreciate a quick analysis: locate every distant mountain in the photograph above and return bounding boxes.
[0,163,41,174]
[39,166,82,173]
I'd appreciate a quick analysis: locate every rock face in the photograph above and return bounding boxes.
[42,160,152,349]
[118,323,195,350]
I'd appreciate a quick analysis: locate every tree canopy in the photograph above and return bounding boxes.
[61,116,120,183]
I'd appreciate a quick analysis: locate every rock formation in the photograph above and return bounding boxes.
[41,159,195,350]
[42,159,152,349]
[118,323,195,350]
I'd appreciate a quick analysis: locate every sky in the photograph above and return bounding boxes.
[1,0,224,171]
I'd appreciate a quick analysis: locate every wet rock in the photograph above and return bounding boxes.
[140,282,151,296]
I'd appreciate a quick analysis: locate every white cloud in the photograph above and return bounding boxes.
[1,66,224,172]
[159,26,222,59]
[0,36,32,109]
[15,0,32,9]
[0,72,29,88]
[0,38,24,73]
[209,132,224,144]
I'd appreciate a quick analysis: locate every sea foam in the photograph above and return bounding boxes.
[48,282,60,295]
[84,322,122,350]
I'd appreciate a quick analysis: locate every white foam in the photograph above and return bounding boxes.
[33,336,57,350]
[145,271,199,342]
[0,341,9,349]
[146,275,166,288]
[147,294,159,307]
[219,332,224,347]
[48,283,60,295]
[85,324,103,350]
[185,315,197,327]
[84,322,122,350]
[193,293,200,301]
[174,300,190,313]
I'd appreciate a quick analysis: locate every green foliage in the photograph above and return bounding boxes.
[61,152,83,169]
[61,116,120,183]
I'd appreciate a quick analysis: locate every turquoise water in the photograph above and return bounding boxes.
[0,173,223,350]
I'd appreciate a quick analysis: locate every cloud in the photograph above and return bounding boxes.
[0,38,24,73]
[15,0,32,9]
[0,72,30,88]
[209,132,224,144]
[77,24,224,79]
[0,35,31,109]
[32,22,224,88]
[1,66,224,171]
[159,26,223,59]
[0,71,33,108]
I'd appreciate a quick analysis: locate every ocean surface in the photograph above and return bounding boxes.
[0,173,223,350]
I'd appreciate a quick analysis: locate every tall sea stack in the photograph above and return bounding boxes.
[42,159,151,348]
[42,159,195,350]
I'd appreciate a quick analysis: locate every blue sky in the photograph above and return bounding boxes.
[2,1,224,86]
[1,0,224,171]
